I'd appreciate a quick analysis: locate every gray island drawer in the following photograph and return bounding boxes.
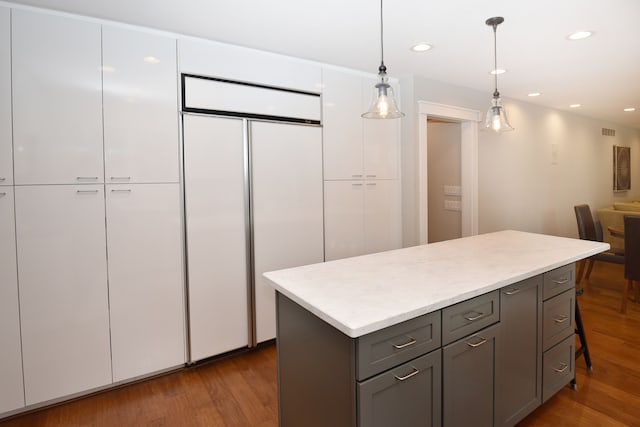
[356,310,441,380]
[542,335,575,402]
[542,289,575,350]
[543,264,575,300]
[442,290,499,345]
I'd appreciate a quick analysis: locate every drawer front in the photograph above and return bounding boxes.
[442,290,499,346]
[357,311,441,380]
[543,289,575,351]
[542,335,575,402]
[543,264,575,300]
[357,350,442,427]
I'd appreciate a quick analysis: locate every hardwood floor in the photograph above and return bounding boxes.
[1,261,639,426]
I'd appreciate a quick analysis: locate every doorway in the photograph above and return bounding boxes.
[417,101,481,244]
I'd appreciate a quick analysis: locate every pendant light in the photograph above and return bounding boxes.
[484,16,514,132]
[362,0,404,119]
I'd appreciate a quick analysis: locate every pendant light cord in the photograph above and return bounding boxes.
[379,0,385,71]
[493,24,499,97]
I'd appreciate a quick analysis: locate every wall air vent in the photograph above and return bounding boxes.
[602,128,616,137]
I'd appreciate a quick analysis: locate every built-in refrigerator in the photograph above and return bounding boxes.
[181,75,324,362]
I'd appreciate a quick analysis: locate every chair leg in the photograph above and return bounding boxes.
[576,260,586,284]
[621,279,632,314]
[585,259,596,280]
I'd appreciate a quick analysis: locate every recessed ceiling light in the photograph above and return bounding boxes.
[570,104,581,108]
[568,31,593,40]
[490,69,506,75]
[624,107,636,112]
[527,92,541,97]
[410,43,432,52]
[144,56,160,64]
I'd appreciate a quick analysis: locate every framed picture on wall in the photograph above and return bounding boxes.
[613,145,631,192]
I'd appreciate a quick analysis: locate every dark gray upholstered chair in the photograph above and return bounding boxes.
[574,204,625,284]
[621,216,640,313]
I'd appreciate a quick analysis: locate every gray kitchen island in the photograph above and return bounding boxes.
[264,230,609,427]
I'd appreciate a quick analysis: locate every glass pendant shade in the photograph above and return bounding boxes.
[485,95,514,132]
[362,71,404,119]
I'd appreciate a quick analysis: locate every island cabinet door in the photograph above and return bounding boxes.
[357,350,442,427]
[442,322,501,427]
[496,276,543,427]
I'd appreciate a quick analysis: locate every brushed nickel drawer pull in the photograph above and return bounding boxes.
[504,288,521,295]
[76,190,99,194]
[366,183,377,186]
[352,183,363,186]
[394,367,420,381]
[366,174,377,178]
[76,176,99,181]
[553,315,569,323]
[352,174,363,178]
[0,177,5,181]
[0,192,6,196]
[552,277,570,285]
[553,362,568,373]
[467,337,488,348]
[392,337,417,349]
[110,176,131,180]
[463,311,486,321]
[111,189,132,193]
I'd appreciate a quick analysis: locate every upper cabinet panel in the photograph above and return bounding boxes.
[103,26,179,183]
[12,10,103,185]
[0,7,11,186]
[178,38,322,93]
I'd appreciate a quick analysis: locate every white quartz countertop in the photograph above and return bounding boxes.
[263,230,609,338]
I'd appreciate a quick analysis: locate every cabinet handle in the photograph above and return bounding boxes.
[0,177,5,181]
[76,190,99,194]
[392,337,417,349]
[352,174,363,178]
[467,336,488,348]
[352,183,363,187]
[0,192,6,196]
[552,277,570,285]
[366,174,377,178]
[463,311,486,321]
[111,189,132,193]
[110,176,131,181]
[504,288,521,295]
[366,183,377,186]
[394,367,420,381]
[553,315,569,323]
[553,362,569,373]
[76,176,99,181]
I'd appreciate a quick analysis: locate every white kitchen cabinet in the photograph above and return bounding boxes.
[251,121,324,343]
[0,6,11,186]
[322,68,400,181]
[183,115,250,362]
[363,180,402,254]
[103,26,179,184]
[106,183,185,381]
[11,10,103,185]
[0,188,24,414]
[15,185,112,406]
[324,180,402,261]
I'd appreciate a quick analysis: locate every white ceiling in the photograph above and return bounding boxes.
[6,0,640,129]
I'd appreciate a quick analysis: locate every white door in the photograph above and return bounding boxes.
[12,10,103,185]
[323,180,365,261]
[322,68,363,180]
[0,6,11,186]
[0,188,24,414]
[15,185,112,405]
[183,115,249,361]
[106,183,185,381]
[364,180,402,254]
[251,121,324,343]
[102,25,179,184]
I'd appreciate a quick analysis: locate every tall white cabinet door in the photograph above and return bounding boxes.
[103,26,179,184]
[15,185,112,405]
[252,122,324,343]
[0,7,11,186]
[363,119,400,180]
[0,188,24,414]
[183,115,249,361]
[324,181,365,261]
[106,183,185,381]
[12,10,103,185]
[364,180,402,255]
[322,69,363,180]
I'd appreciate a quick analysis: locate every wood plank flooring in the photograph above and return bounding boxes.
[1,261,639,426]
